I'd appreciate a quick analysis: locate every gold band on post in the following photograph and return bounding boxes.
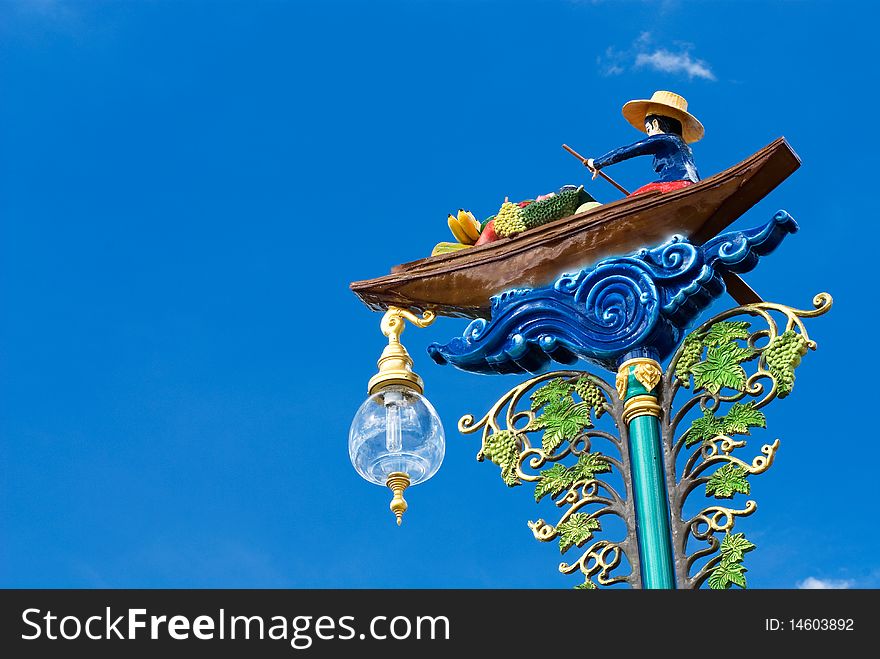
[622,395,663,424]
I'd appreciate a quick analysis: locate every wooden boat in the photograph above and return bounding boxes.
[350,138,800,319]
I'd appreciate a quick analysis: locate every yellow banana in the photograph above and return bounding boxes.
[457,209,481,242]
[447,214,474,245]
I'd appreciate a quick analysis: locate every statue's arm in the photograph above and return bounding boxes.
[593,134,667,169]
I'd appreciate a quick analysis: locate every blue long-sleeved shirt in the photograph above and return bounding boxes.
[593,133,699,183]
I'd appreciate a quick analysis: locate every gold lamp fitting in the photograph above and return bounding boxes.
[367,306,436,395]
[386,471,410,526]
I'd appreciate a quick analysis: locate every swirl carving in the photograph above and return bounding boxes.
[429,212,798,374]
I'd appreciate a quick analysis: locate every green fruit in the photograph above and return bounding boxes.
[576,201,602,214]
[521,185,584,229]
[431,241,472,256]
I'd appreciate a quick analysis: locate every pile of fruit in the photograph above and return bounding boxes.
[431,185,602,256]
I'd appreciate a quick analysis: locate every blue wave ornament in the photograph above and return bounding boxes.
[428,211,798,374]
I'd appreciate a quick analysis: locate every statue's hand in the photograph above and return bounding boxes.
[586,158,599,180]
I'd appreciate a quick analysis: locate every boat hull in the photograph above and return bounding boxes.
[350,138,800,319]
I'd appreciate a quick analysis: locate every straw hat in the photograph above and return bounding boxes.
[622,90,704,143]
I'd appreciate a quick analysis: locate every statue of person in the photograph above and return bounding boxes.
[587,91,704,196]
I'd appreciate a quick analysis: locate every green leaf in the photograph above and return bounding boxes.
[525,392,569,432]
[719,532,756,562]
[533,464,575,502]
[707,568,727,590]
[682,402,767,448]
[708,557,748,589]
[706,463,750,498]
[557,513,600,553]
[482,430,521,486]
[727,568,747,588]
[523,415,548,432]
[526,395,569,433]
[541,401,593,453]
[533,453,609,502]
[707,533,754,589]
[691,341,753,394]
[530,378,573,411]
[722,401,766,435]
[574,579,597,590]
[568,452,611,483]
[683,409,727,448]
[704,321,752,346]
[543,396,571,416]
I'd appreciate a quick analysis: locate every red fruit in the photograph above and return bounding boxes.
[474,220,499,246]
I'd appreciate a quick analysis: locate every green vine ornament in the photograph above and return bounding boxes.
[459,372,639,589]
[661,293,832,589]
[459,292,831,589]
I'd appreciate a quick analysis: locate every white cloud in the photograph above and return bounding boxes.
[796,576,855,590]
[598,33,715,81]
[598,47,627,78]
[635,49,716,81]
[599,60,624,76]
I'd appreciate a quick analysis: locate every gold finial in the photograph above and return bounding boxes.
[386,471,410,526]
[367,306,436,395]
[615,357,662,400]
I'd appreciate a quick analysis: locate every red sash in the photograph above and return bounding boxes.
[629,180,693,196]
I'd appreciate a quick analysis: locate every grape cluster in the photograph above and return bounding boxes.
[493,201,527,237]
[482,430,519,464]
[575,378,606,417]
[763,330,808,396]
[522,186,584,229]
[675,334,705,384]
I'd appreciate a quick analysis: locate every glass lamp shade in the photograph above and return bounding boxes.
[349,385,445,486]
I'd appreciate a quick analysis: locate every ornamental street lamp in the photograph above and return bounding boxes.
[347,135,832,589]
[348,307,444,525]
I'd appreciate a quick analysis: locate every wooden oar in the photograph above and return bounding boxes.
[561,144,763,306]
[562,144,631,196]
[721,272,763,305]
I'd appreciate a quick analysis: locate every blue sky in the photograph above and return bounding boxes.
[0,0,875,589]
